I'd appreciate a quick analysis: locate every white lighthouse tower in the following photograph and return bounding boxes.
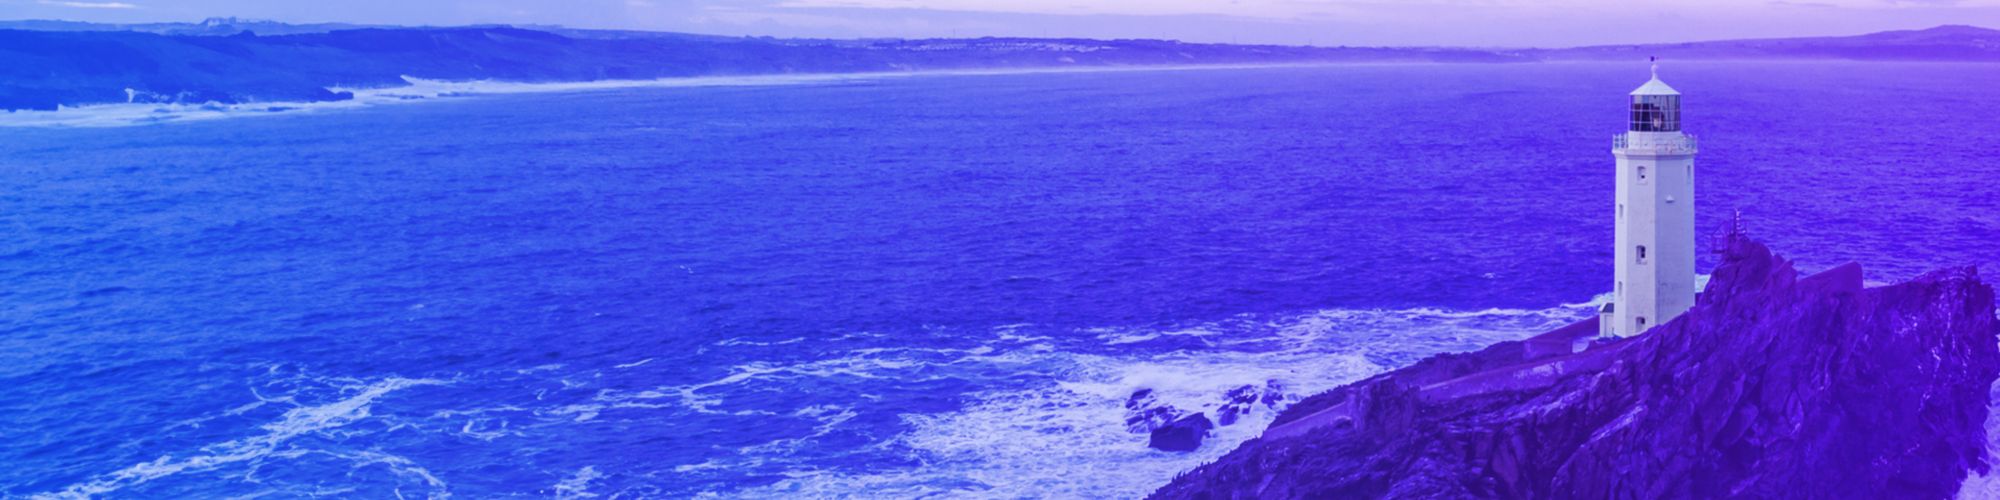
[1602,62,1698,338]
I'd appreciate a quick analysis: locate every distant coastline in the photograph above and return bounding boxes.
[0,63,1332,128]
[0,22,1994,113]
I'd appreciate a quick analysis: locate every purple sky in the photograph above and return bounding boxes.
[3,0,1998,46]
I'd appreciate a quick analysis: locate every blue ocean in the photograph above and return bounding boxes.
[3,62,1997,498]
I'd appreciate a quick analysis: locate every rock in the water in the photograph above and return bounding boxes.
[1217,385,1258,427]
[1154,237,2000,499]
[1124,388,1183,433]
[1216,381,1291,427]
[1260,379,1287,408]
[1149,412,1215,452]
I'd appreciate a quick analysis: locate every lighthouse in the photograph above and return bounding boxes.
[1602,62,1698,338]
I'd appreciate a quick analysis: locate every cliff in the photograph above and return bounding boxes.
[1153,237,2000,499]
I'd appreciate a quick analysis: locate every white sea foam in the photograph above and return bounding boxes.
[170,300,1582,498]
[1097,326,1221,345]
[552,466,604,499]
[501,352,955,425]
[37,376,447,499]
[993,324,1055,346]
[324,449,450,498]
[456,417,519,441]
[729,349,1381,498]
[543,393,676,423]
[740,405,862,455]
[1955,381,2000,499]
[94,300,1587,498]
[714,336,807,347]
[162,398,271,432]
[725,301,1593,498]
[658,351,967,415]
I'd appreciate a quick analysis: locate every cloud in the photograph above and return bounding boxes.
[36,0,139,8]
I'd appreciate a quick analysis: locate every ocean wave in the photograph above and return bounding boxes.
[713,337,808,347]
[612,358,654,369]
[718,301,1596,498]
[1098,306,1586,343]
[552,466,605,500]
[50,299,1598,498]
[1179,302,1594,355]
[739,405,862,455]
[1096,326,1221,345]
[38,376,446,499]
[730,349,1381,498]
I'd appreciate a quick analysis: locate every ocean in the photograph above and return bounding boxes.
[2,62,1997,498]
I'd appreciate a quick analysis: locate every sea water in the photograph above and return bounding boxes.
[2,62,1997,498]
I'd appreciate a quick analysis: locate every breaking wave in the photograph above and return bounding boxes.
[37,373,447,499]
[27,300,1596,499]
[712,302,1595,498]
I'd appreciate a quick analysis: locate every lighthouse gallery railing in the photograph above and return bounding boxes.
[1613,133,1699,154]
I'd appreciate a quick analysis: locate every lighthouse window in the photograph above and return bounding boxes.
[1636,317,1648,330]
[1630,95,1681,132]
[1637,245,1648,264]
[1637,166,1648,183]
[1619,204,1624,219]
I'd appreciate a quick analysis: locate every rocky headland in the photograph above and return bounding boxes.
[1151,237,2000,499]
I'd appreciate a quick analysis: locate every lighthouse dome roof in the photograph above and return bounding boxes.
[1631,75,1680,96]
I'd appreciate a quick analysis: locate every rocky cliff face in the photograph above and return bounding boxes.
[1153,238,2000,499]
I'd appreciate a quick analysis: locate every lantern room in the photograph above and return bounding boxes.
[1628,69,1682,132]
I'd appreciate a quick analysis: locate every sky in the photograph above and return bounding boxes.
[2,0,1999,47]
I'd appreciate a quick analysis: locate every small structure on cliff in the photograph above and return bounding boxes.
[1601,60,1700,338]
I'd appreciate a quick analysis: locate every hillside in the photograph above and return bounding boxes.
[0,26,1517,111]
[0,23,1994,111]
[1536,25,2000,61]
